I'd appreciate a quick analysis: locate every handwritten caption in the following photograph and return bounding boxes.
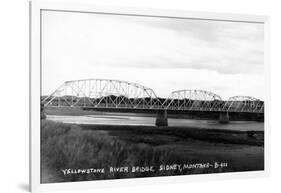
[61,162,228,175]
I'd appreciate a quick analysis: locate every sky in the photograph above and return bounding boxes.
[41,10,265,100]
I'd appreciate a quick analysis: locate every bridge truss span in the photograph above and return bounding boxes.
[42,79,162,109]
[221,96,264,113]
[42,80,264,114]
[163,89,223,111]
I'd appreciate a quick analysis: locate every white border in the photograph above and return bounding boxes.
[30,1,270,192]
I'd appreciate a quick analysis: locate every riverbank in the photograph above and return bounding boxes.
[44,107,264,121]
[41,120,264,183]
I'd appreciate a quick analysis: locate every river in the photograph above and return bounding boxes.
[46,113,264,131]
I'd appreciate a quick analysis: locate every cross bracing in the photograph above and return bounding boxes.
[42,79,264,113]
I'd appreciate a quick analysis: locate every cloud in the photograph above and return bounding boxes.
[42,11,264,74]
[135,18,264,74]
[41,10,265,99]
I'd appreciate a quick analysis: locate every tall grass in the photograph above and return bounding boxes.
[41,120,188,183]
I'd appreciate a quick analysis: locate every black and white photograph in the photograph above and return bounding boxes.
[39,8,265,184]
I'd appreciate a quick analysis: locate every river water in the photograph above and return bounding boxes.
[46,113,264,131]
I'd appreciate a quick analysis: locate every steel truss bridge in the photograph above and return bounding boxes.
[42,79,264,114]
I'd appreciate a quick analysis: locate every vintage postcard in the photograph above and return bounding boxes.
[31,3,268,188]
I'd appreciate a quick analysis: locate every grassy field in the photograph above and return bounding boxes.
[41,119,264,183]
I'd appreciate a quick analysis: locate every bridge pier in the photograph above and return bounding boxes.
[155,110,168,126]
[219,112,229,124]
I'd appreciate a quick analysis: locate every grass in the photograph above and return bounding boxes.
[41,120,264,183]
[80,124,264,146]
[41,120,182,183]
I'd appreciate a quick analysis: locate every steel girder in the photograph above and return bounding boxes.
[221,96,264,113]
[42,79,162,109]
[163,89,223,111]
[42,80,264,113]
